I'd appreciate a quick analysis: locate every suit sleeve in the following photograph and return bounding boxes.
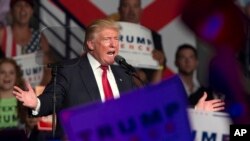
[36,67,69,116]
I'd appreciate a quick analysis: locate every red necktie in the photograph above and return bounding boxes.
[101,65,113,100]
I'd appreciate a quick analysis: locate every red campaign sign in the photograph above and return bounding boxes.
[37,115,53,131]
[52,0,186,31]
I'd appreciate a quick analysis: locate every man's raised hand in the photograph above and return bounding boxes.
[13,82,38,109]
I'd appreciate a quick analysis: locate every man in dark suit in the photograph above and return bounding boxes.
[13,19,137,139]
[13,19,224,141]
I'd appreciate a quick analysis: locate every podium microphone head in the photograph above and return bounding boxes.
[114,55,125,64]
[114,55,136,72]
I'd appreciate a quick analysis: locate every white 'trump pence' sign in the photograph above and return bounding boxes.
[118,22,159,69]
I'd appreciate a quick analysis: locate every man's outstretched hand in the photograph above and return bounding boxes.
[13,82,38,109]
[195,92,225,112]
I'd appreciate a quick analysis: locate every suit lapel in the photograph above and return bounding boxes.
[111,65,127,95]
[79,56,101,101]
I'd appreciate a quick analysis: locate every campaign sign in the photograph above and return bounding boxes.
[188,109,232,141]
[14,52,44,87]
[118,22,159,69]
[60,75,192,141]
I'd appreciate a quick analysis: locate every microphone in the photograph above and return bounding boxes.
[114,55,136,73]
[115,55,146,86]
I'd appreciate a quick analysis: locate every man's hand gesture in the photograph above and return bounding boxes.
[13,82,38,109]
[195,92,225,112]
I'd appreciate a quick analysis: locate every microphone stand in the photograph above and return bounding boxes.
[126,70,146,87]
[47,63,63,139]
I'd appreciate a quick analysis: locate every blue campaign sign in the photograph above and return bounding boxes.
[60,75,192,141]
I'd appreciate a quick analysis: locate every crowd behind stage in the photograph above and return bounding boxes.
[0,0,250,141]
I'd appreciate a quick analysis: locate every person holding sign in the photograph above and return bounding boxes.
[0,0,53,87]
[116,0,224,112]
[117,0,166,86]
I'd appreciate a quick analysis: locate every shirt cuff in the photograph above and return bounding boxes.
[32,98,41,116]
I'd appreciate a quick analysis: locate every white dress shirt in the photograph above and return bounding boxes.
[32,53,120,115]
[87,53,120,102]
[179,74,200,96]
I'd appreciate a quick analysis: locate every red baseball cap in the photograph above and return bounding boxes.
[10,0,34,9]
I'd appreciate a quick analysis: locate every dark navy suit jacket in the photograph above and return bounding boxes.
[35,54,136,138]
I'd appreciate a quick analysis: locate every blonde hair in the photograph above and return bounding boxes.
[83,18,120,51]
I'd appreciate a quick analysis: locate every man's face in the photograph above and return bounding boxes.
[176,48,198,75]
[12,1,33,25]
[119,0,141,23]
[88,28,119,65]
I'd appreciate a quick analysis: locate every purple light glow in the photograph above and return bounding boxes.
[200,13,223,41]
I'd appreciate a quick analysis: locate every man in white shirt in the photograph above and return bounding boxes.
[175,44,224,110]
